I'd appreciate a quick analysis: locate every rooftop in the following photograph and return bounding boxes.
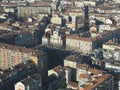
[0,42,46,57]
[0,60,36,83]
[104,40,120,47]
[65,55,80,62]
[77,64,112,90]
[66,34,101,42]
[20,73,41,85]
[68,82,78,87]
[21,77,34,85]
[18,1,51,7]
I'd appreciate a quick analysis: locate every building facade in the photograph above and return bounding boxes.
[18,3,52,17]
[76,64,114,90]
[66,35,98,54]
[0,42,47,75]
[15,74,42,90]
[0,60,37,90]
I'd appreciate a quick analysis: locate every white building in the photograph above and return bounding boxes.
[42,35,49,46]
[50,30,63,47]
[64,55,78,69]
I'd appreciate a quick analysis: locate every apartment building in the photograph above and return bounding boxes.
[90,14,109,23]
[51,14,62,25]
[0,60,37,90]
[74,0,84,7]
[0,2,17,7]
[13,30,40,47]
[76,64,114,90]
[103,40,120,51]
[0,29,41,47]
[64,55,80,69]
[48,66,72,85]
[64,55,81,82]
[97,3,120,14]
[61,0,73,6]
[62,8,84,30]
[76,64,89,82]
[0,42,47,75]
[99,24,119,32]
[15,74,42,90]
[103,40,120,62]
[66,35,100,54]
[18,2,52,17]
[84,0,104,6]
[48,66,66,90]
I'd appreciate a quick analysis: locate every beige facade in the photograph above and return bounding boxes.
[103,44,119,51]
[18,4,51,17]
[99,24,120,32]
[66,35,93,54]
[66,38,80,51]
[51,15,62,25]
[75,0,84,7]
[48,69,58,76]
[66,22,76,31]
[64,60,77,69]
[61,0,72,5]
[76,64,88,82]
[42,36,48,45]
[0,43,47,70]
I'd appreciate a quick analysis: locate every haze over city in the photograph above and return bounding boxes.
[0,0,120,90]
